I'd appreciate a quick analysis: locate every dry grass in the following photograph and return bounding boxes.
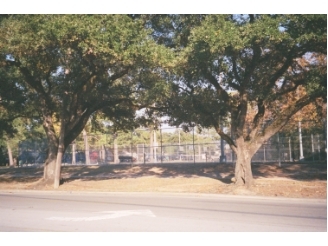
[0,162,326,199]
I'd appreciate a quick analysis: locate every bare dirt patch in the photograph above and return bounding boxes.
[0,162,326,199]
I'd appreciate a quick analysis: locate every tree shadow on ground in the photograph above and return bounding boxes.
[0,166,44,184]
[252,162,327,181]
[59,163,235,185]
[0,162,326,186]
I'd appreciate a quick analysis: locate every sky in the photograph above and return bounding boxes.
[2,0,327,14]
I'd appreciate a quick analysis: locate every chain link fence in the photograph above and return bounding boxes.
[4,123,324,167]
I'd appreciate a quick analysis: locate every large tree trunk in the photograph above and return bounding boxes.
[83,130,90,165]
[101,145,105,163]
[42,114,59,182]
[54,146,64,188]
[54,119,66,188]
[44,147,57,181]
[233,138,257,187]
[43,161,56,182]
[113,133,119,164]
[234,150,253,187]
[72,142,76,165]
[7,141,14,167]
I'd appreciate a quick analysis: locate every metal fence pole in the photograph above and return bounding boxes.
[143,144,145,164]
[130,130,133,157]
[160,126,163,163]
[317,134,321,161]
[193,126,195,164]
[311,134,314,161]
[289,137,292,162]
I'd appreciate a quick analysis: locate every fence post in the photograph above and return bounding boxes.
[317,134,321,161]
[263,145,266,163]
[193,126,195,164]
[311,134,314,161]
[130,130,133,158]
[289,137,293,162]
[143,143,146,164]
[160,126,163,163]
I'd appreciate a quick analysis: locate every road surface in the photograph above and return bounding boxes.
[0,191,326,231]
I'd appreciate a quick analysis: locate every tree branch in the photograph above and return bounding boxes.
[263,94,315,140]
[203,71,231,104]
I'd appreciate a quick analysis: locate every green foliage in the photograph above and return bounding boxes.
[161,14,326,151]
[0,117,46,160]
[0,64,31,138]
[0,15,326,176]
[0,15,174,151]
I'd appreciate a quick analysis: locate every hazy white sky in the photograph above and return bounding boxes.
[3,1,326,14]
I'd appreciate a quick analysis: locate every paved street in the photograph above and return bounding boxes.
[0,191,326,232]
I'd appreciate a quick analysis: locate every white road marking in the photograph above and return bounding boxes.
[46,210,156,222]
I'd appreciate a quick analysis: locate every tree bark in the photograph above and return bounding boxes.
[233,138,255,187]
[54,119,66,188]
[83,129,90,165]
[7,141,14,167]
[113,134,119,164]
[72,142,76,165]
[101,145,105,163]
[42,114,58,181]
[234,151,253,187]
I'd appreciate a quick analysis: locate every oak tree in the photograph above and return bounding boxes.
[163,14,326,186]
[0,15,172,187]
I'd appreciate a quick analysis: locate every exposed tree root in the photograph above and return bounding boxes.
[27,178,54,189]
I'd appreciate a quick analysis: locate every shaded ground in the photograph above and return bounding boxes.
[0,162,326,199]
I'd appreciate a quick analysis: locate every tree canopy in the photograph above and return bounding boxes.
[0,14,326,187]
[0,14,173,186]
[159,14,327,185]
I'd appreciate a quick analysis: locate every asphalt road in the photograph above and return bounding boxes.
[0,191,326,232]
